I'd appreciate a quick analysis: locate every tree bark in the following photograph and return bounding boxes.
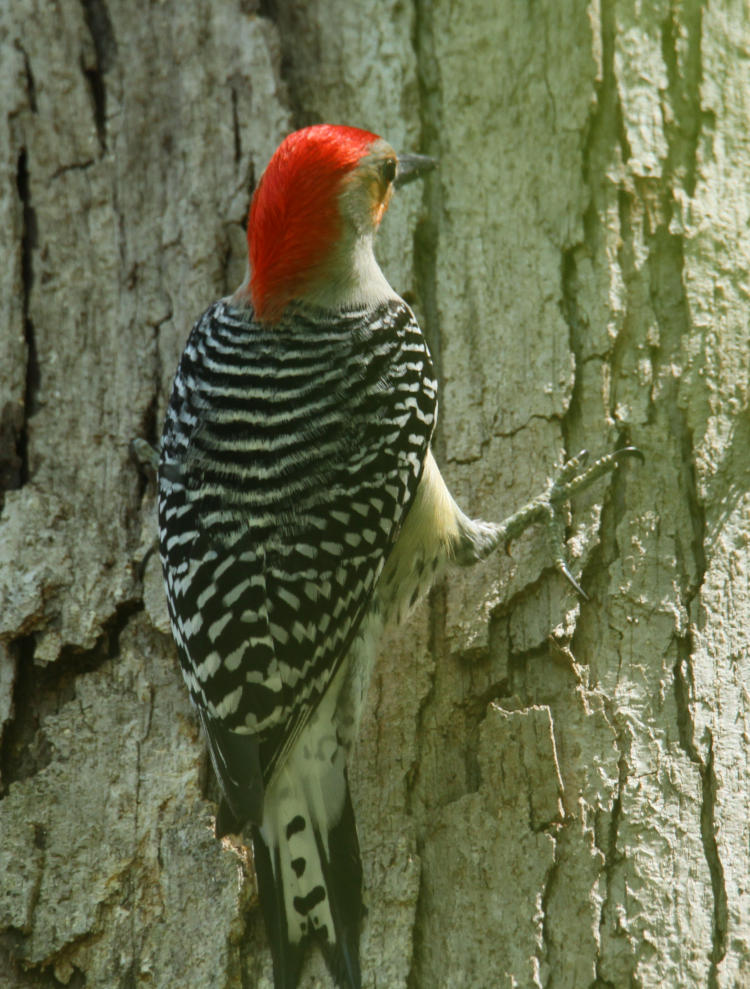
[1,1,748,987]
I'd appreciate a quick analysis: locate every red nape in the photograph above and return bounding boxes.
[248,125,379,323]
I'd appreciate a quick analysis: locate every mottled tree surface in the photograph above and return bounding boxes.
[1,2,748,986]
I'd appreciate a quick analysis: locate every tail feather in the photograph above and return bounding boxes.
[252,823,305,989]
[314,783,362,988]
[199,709,264,832]
[252,744,363,989]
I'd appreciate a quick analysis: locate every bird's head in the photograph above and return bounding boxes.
[239,125,435,323]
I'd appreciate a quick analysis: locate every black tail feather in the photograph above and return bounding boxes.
[200,710,264,829]
[315,781,362,989]
[251,824,304,989]
[215,797,243,839]
[250,778,363,989]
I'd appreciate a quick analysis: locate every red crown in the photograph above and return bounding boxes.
[249,125,379,322]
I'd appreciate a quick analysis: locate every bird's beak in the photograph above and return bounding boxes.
[394,153,437,187]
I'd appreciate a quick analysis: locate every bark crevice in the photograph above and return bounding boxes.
[15,148,39,494]
[592,710,628,989]
[79,0,116,153]
[660,0,706,198]
[0,602,142,794]
[673,642,728,984]
[412,0,442,399]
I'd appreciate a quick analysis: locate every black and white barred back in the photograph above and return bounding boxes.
[158,297,436,986]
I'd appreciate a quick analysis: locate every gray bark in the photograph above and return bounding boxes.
[1,1,748,986]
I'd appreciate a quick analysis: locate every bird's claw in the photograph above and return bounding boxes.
[544,445,642,598]
[130,437,159,474]
[557,558,589,600]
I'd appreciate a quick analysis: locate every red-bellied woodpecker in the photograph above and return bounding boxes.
[158,124,638,989]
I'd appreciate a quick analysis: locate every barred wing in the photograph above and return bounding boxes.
[158,298,436,793]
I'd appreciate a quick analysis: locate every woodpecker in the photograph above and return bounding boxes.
[158,124,637,989]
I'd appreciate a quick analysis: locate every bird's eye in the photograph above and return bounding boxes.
[382,158,397,184]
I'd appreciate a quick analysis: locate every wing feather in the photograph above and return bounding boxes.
[159,298,436,801]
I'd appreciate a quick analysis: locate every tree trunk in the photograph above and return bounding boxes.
[1,1,747,986]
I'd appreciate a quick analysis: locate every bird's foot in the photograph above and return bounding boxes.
[130,437,159,475]
[493,446,643,598]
